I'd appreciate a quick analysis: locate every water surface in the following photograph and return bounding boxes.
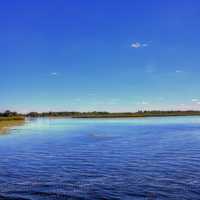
[0,116,200,200]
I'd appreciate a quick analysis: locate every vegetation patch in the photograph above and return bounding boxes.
[0,111,25,133]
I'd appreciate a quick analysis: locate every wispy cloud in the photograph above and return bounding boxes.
[192,99,199,102]
[191,99,200,106]
[131,41,150,49]
[131,42,141,48]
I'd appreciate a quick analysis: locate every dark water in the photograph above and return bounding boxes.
[1,117,200,200]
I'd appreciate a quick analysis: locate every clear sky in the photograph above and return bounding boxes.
[1,0,200,113]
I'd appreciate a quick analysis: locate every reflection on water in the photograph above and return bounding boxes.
[0,120,25,134]
[0,116,200,199]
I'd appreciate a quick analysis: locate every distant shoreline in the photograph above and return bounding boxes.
[2,111,200,119]
[72,114,200,119]
[27,113,200,119]
[1,113,200,133]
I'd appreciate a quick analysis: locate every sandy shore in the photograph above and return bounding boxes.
[0,119,25,134]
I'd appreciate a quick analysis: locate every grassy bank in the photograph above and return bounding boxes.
[0,116,25,121]
[0,116,25,133]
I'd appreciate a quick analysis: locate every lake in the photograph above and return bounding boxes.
[1,116,200,200]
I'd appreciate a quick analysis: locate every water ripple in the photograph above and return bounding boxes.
[1,117,200,199]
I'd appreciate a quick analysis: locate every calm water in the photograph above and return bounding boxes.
[1,117,200,200]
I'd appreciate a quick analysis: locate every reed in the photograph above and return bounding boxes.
[0,116,25,133]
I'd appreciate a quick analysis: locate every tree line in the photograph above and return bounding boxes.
[0,110,21,117]
[2,110,200,118]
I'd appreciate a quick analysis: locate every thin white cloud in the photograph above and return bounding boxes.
[191,99,200,106]
[192,99,199,102]
[131,41,150,49]
[131,42,141,48]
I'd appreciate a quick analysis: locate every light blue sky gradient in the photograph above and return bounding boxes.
[1,0,200,112]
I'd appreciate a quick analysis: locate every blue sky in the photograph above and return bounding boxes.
[1,0,200,112]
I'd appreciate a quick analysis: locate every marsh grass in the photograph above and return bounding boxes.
[0,117,25,134]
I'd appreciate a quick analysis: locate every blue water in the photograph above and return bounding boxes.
[1,117,200,200]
